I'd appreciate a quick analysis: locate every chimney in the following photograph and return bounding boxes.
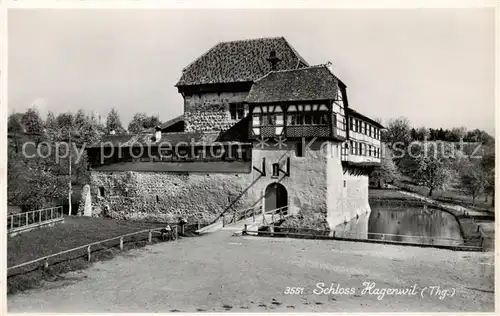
[155,126,162,142]
[267,50,282,71]
[325,61,333,73]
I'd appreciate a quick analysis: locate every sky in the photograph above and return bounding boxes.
[8,8,495,134]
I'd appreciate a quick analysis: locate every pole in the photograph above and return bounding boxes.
[68,130,72,216]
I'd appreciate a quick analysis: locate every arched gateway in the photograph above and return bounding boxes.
[265,182,288,214]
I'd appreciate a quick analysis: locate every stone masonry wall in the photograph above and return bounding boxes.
[90,172,253,223]
[326,142,371,230]
[248,141,329,229]
[183,91,248,132]
[89,139,332,226]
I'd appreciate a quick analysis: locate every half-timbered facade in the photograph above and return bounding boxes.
[246,65,347,141]
[87,36,383,230]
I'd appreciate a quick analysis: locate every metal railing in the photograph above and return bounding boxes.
[7,226,178,274]
[241,224,483,251]
[334,230,473,246]
[222,205,262,226]
[262,205,289,225]
[7,206,64,231]
[222,205,290,227]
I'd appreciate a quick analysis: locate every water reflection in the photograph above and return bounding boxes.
[335,204,464,246]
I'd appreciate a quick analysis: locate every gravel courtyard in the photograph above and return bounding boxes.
[8,230,494,312]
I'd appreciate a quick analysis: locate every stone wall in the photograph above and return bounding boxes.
[247,140,329,229]
[90,171,254,223]
[89,137,369,228]
[89,139,333,226]
[183,91,248,132]
[326,144,371,229]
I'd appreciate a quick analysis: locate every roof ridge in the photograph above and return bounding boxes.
[270,64,328,74]
[254,64,332,83]
[217,36,284,44]
[281,37,309,67]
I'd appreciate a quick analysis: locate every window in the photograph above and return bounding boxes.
[304,114,312,125]
[252,115,260,127]
[350,118,354,130]
[287,113,303,125]
[99,187,105,197]
[156,195,160,203]
[260,114,275,125]
[363,122,367,135]
[272,163,280,177]
[369,125,372,137]
[312,113,329,125]
[230,103,245,120]
[296,142,304,157]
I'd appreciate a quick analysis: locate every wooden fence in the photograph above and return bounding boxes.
[7,226,178,276]
[7,206,64,231]
[242,225,483,251]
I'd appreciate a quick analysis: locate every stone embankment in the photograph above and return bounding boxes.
[386,185,493,251]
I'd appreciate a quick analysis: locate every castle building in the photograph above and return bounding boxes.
[86,37,383,229]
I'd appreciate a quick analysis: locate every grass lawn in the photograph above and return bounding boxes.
[394,177,493,212]
[7,216,190,294]
[8,216,168,267]
[369,188,420,200]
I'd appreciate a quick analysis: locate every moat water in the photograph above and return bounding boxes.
[334,204,465,246]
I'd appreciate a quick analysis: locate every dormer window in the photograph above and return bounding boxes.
[230,103,245,120]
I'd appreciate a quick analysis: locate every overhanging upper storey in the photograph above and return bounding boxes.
[246,65,347,141]
[341,108,384,165]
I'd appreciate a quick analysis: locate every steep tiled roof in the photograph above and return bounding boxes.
[246,65,340,103]
[144,114,185,133]
[176,37,309,86]
[160,114,184,130]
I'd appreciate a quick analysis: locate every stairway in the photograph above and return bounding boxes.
[196,210,289,236]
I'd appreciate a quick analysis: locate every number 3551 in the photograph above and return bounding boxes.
[284,287,304,295]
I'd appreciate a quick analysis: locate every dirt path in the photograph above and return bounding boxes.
[8,231,494,312]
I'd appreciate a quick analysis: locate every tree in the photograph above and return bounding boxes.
[128,113,147,133]
[8,145,68,211]
[459,159,486,204]
[484,168,495,206]
[8,112,24,133]
[44,111,60,141]
[410,128,417,141]
[412,143,454,196]
[128,112,161,133]
[8,112,24,153]
[105,108,125,134]
[415,126,429,141]
[21,107,44,134]
[74,109,87,132]
[56,112,74,134]
[370,146,400,188]
[79,112,104,144]
[382,117,411,147]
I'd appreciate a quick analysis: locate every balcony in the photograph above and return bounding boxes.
[285,125,331,138]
